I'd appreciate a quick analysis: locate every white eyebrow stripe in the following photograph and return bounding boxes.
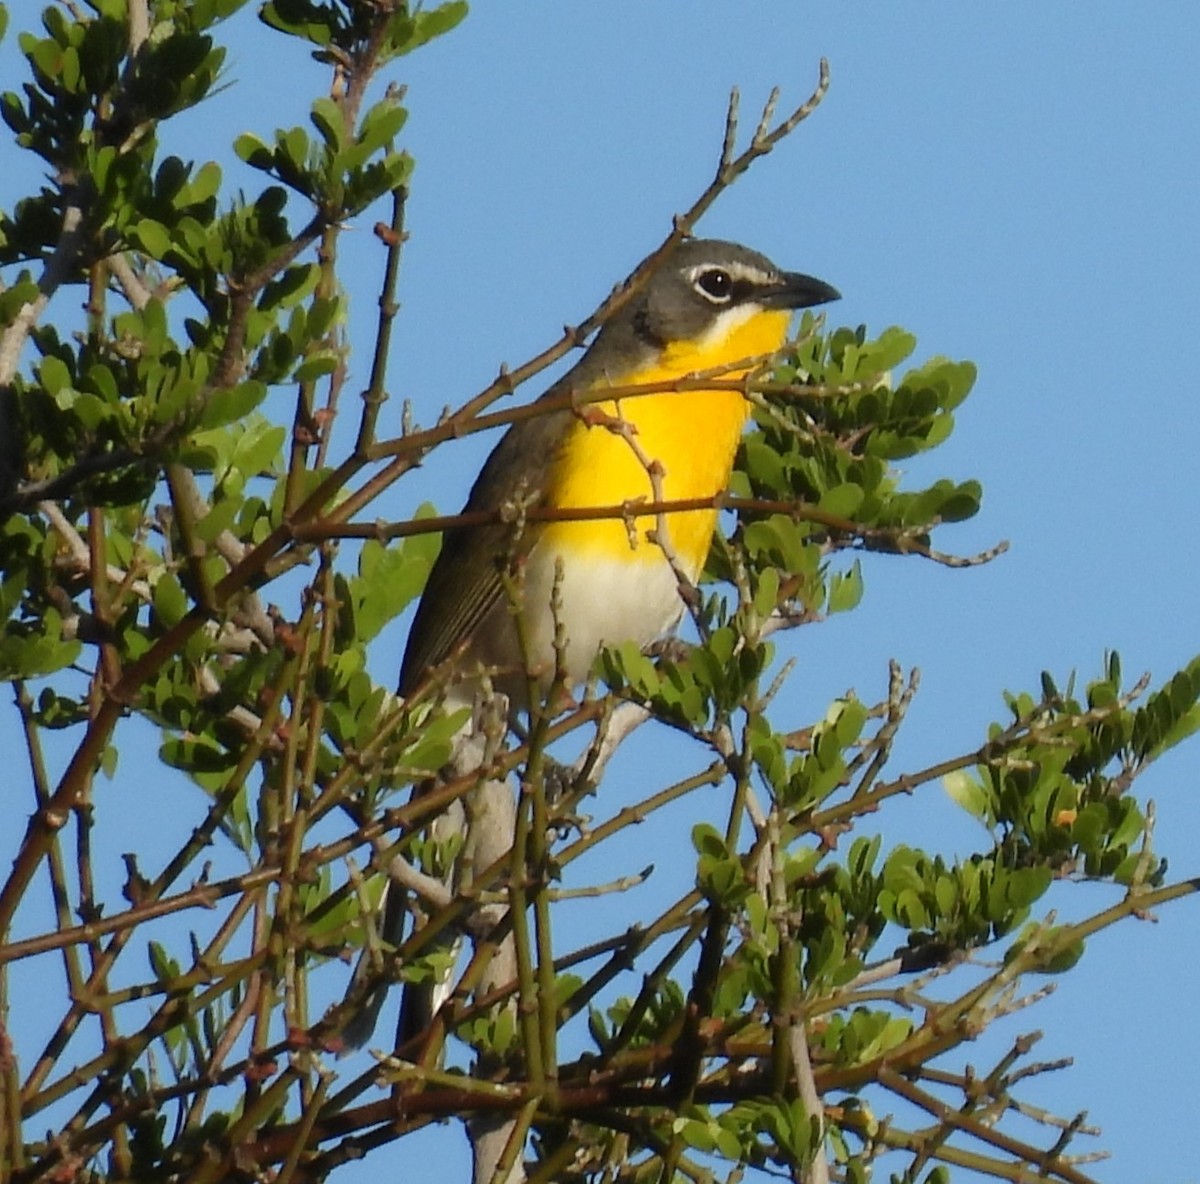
[684,261,779,287]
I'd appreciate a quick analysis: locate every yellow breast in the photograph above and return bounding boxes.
[541,307,791,576]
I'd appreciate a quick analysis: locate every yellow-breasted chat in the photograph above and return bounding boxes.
[342,238,839,1049]
[404,238,839,708]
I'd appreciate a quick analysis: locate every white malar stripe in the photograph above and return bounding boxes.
[691,302,762,351]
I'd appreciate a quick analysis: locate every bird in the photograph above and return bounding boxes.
[341,238,839,1050]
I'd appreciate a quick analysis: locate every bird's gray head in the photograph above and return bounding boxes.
[625,238,840,349]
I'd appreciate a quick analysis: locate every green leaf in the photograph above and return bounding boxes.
[259,0,334,46]
[261,263,321,312]
[148,941,180,983]
[232,419,286,479]
[860,325,917,375]
[0,615,82,679]
[351,533,437,642]
[1006,865,1051,910]
[827,560,863,614]
[356,99,407,155]
[193,495,238,544]
[389,0,468,57]
[99,744,118,779]
[153,571,188,627]
[1151,703,1200,758]
[293,350,339,383]
[939,479,982,523]
[37,354,72,396]
[131,218,171,258]
[599,639,661,698]
[59,44,81,92]
[691,823,728,860]
[0,278,39,321]
[943,770,993,825]
[832,696,868,746]
[1037,932,1086,974]
[233,132,274,170]
[310,95,345,152]
[279,125,310,173]
[199,381,267,430]
[183,160,222,205]
[818,482,864,519]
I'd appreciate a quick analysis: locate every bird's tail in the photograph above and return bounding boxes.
[339,877,411,1051]
[340,791,467,1052]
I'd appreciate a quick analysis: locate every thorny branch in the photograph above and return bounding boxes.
[0,58,842,946]
[3,15,1194,1184]
[293,492,1008,570]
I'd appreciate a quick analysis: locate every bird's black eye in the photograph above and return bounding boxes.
[694,268,733,303]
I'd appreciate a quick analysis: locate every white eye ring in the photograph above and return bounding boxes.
[693,267,733,303]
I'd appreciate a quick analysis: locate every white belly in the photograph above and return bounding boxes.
[517,540,686,687]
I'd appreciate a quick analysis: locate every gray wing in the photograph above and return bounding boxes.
[398,404,574,693]
[398,306,656,693]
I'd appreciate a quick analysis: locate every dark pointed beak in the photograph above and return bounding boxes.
[763,271,841,310]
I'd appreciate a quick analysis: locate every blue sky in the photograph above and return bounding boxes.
[3,2,1199,1180]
